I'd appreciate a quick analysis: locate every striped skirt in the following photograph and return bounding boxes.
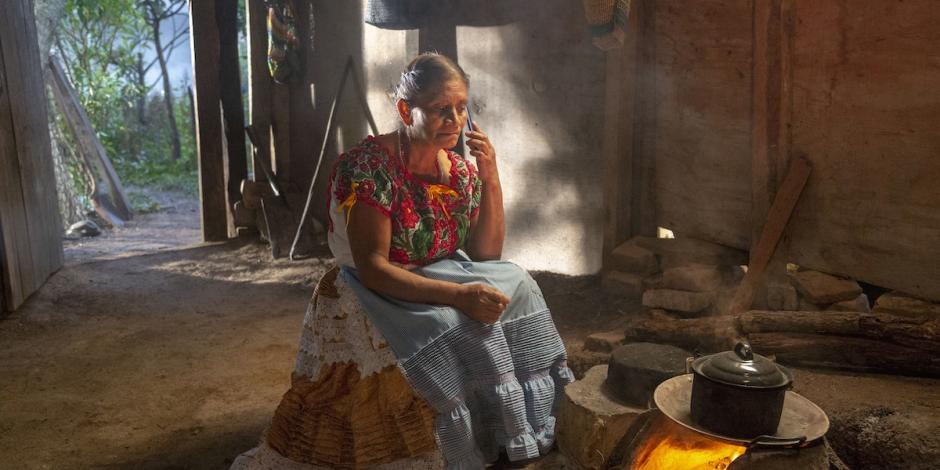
[341,251,573,468]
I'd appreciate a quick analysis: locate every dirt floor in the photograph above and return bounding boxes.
[2,191,938,469]
[62,188,201,265]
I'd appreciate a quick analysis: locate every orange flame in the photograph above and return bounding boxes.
[631,415,746,470]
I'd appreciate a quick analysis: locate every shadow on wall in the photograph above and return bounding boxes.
[459,0,607,273]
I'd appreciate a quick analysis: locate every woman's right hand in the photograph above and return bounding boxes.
[455,283,511,324]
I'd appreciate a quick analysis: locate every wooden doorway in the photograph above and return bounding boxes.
[0,0,64,312]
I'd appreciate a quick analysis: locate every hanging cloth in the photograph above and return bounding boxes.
[266,0,302,84]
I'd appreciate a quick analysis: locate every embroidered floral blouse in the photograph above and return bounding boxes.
[326,136,482,268]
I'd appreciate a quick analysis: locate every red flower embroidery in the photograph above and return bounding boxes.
[389,246,409,264]
[358,179,376,197]
[398,197,420,229]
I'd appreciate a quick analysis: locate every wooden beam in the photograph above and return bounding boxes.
[418,21,457,58]
[727,157,811,315]
[246,0,272,182]
[189,0,229,241]
[271,85,291,186]
[287,0,314,189]
[631,0,657,237]
[602,7,639,261]
[602,7,640,263]
[601,48,626,262]
[47,57,132,225]
[217,0,247,212]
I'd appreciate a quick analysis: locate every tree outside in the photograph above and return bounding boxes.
[42,0,248,224]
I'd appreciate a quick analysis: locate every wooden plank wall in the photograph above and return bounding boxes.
[0,0,63,311]
[648,0,754,250]
[629,0,940,300]
[784,0,940,300]
[244,1,369,236]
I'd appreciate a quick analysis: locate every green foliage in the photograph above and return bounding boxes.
[55,0,198,198]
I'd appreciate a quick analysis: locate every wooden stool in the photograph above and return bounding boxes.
[231,267,443,469]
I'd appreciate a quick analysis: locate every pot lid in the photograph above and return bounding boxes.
[692,342,791,388]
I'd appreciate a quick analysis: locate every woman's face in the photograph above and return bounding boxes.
[408,78,468,149]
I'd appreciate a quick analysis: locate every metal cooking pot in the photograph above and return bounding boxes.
[690,341,793,439]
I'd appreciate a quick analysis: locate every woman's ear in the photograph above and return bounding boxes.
[396,99,413,126]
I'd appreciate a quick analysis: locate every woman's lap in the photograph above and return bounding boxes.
[338,253,572,467]
[339,252,549,360]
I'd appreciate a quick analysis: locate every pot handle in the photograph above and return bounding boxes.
[746,434,807,449]
[734,341,754,361]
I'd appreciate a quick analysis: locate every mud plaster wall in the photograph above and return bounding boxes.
[310,1,607,274]
[784,0,940,301]
[642,0,940,300]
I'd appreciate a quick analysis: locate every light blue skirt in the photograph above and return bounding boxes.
[339,251,573,469]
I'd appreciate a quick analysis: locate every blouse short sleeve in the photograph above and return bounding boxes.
[332,146,395,217]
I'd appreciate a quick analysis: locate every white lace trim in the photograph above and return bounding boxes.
[230,441,445,470]
[293,275,397,380]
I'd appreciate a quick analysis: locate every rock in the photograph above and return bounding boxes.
[602,271,643,298]
[873,291,940,320]
[568,349,611,379]
[557,365,644,469]
[789,270,863,304]
[766,281,799,311]
[585,330,626,353]
[633,236,748,268]
[825,405,940,470]
[660,265,724,292]
[830,293,871,313]
[729,439,831,470]
[608,241,659,275]
[606,342,690,407]
[642,272,663,290]
[647,308,680,322]
[642,289,713,314]
[65,220,101,239]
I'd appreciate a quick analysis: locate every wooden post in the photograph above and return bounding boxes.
[602,9,637,261]
[419,23,458,58]
[0,0,63,311]
[246,0,272,182]
[189,0,230,241]
[217,0,247,211]
[271,84,291,187]
[631,0,657,238]
[602,6,640,263]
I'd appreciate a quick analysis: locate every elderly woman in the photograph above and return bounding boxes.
[323,53,572,468]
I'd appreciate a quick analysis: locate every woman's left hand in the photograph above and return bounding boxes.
[465,125,498,181]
